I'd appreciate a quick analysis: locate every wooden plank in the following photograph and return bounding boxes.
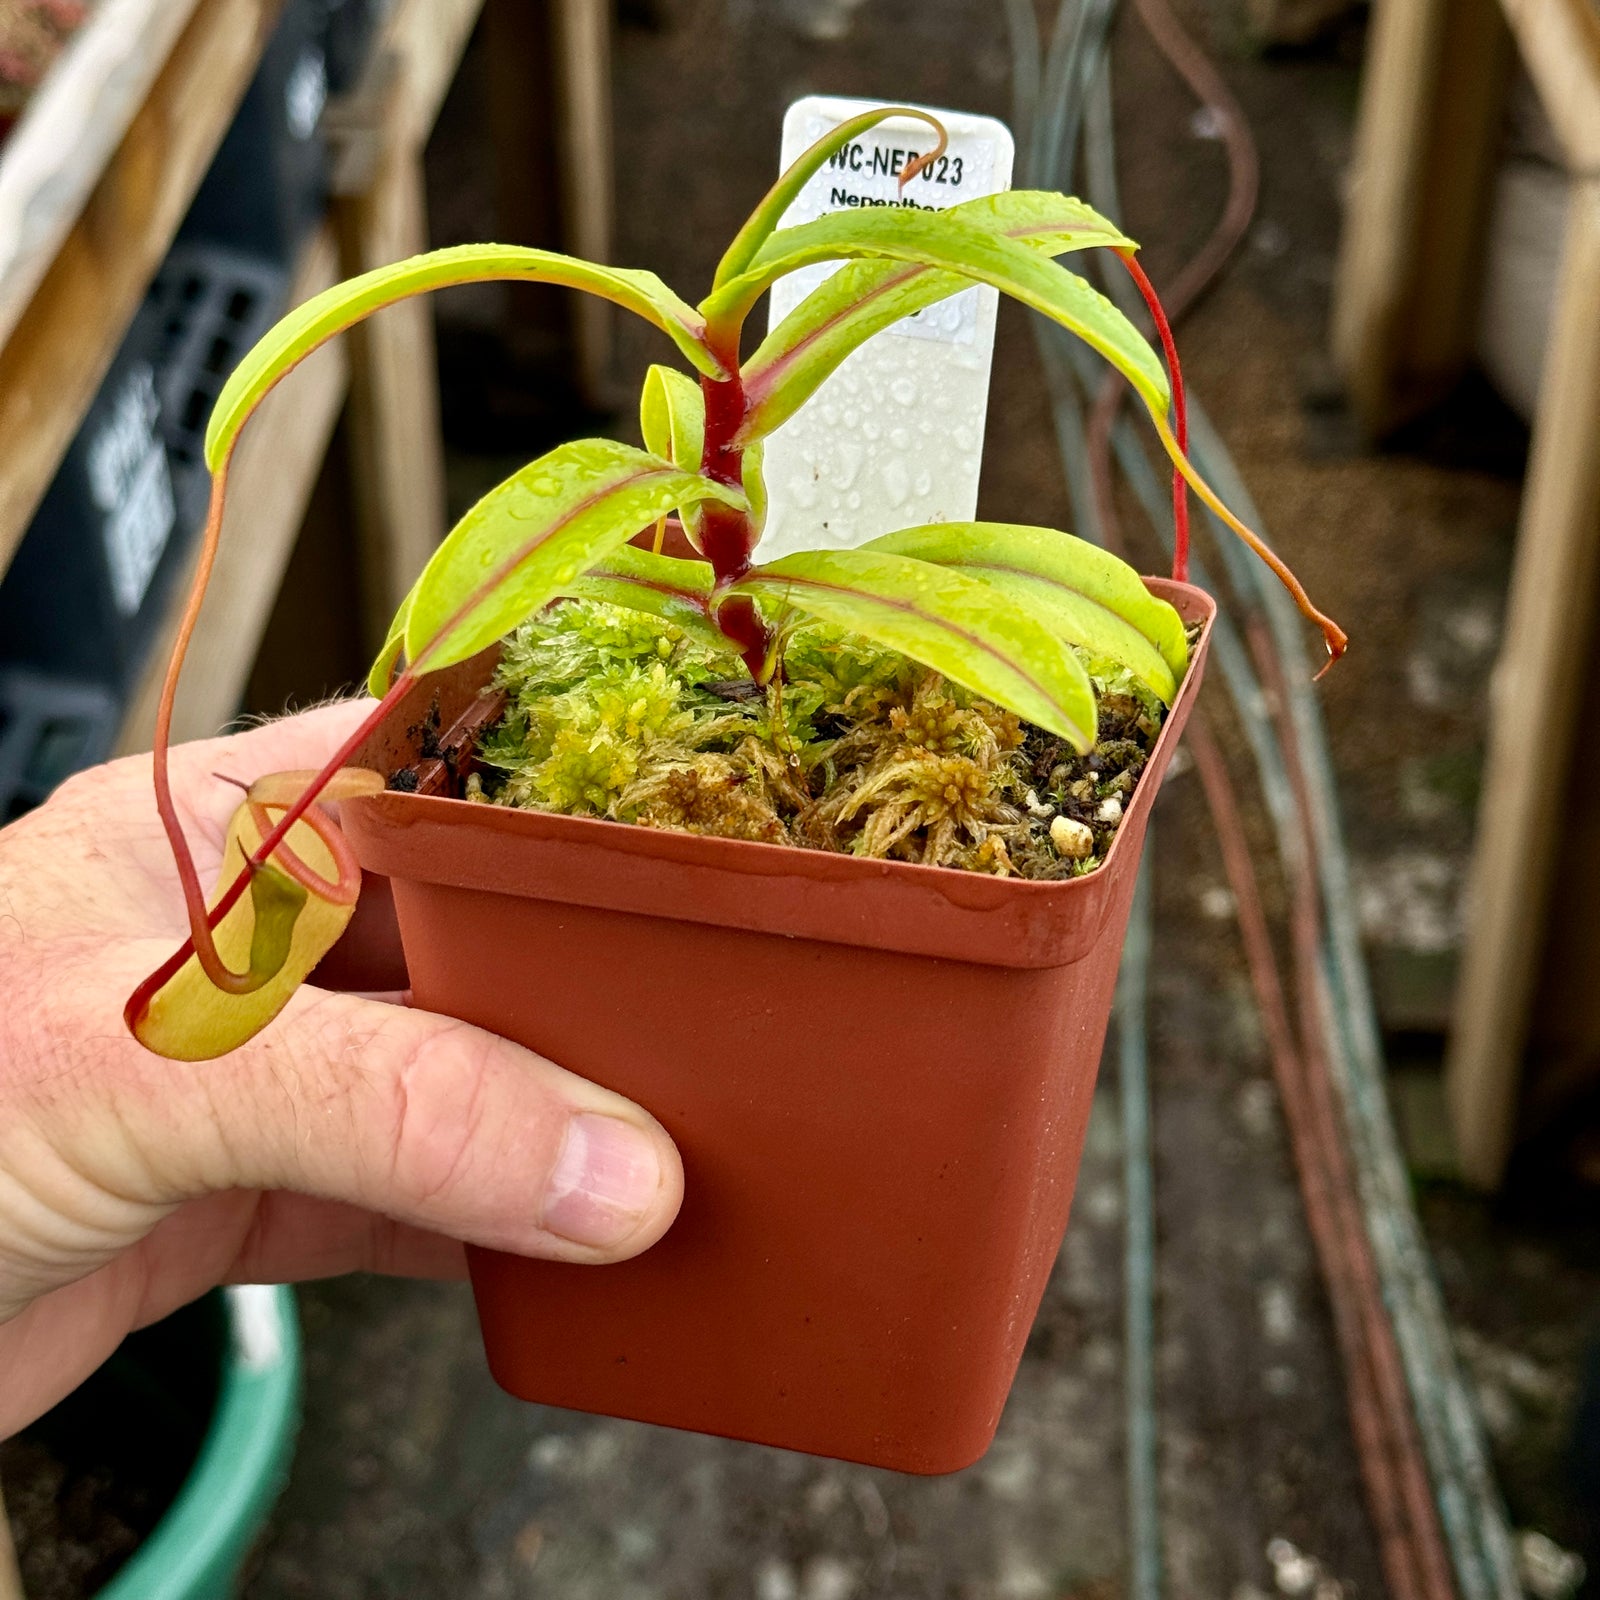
[481,0,616,402]
[0,0,202,348]
[552,0,615,405]
[117,227,348,753]
[1330,0,1511,437]
[1499,0,1600,172]
[484,0,560,252]
[0,0,285,582]
[1331,0,1448,432]
[1522,656,1600,1144]
[377,0,485,151]
[1447,177,1600,1188]
[330,0,483,652]
[336,139,447,649]
[483,0,567,369]
[1396,0,1512,382]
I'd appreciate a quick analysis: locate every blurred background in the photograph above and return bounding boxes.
[0,0,1597,1595]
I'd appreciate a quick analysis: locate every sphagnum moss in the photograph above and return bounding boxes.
[472,600,1174,880]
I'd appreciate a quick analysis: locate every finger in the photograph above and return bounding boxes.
[221,1194,468,1283]
[33,700,387,923]
[175,697,378,791]
[165,698,382,841]
[113,982,684,1268]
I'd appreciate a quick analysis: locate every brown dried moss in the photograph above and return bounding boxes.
[475,602,1184,880]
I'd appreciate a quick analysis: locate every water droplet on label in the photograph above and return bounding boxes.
[913,471,933,496]
[845,491,861,511]
[882,460,911,507]
[890,378,917,407]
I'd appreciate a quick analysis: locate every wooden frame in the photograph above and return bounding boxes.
[0,0,617,756]
[0,0,288,573]
[1331,0,1600,1187]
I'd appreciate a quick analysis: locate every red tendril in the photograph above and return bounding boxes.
[1117,250,1190,584]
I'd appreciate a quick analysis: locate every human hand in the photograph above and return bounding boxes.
[0,701,683,1435]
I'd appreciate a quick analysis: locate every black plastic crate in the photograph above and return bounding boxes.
[0,245,285,691]
[180,0,330,263]
[0,297,184,688]
[0,669,120,821]
[147,242,287,517]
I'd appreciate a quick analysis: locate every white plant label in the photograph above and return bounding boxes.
[758,96,1014,560]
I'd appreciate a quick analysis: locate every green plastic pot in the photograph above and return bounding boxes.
[95,1285,301,1600]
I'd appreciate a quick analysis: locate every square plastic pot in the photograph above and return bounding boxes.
[341,578,1214,1474]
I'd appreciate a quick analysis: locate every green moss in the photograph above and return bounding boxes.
[476,599,1171,878]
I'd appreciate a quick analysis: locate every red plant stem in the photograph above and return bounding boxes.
[149,461,268,994]
[699,352,749,504]
[148,457,412,998]
[245,799,364,905]
[1086,0,1258,561]
[1117,250,1190,583]
[698,328,776,679]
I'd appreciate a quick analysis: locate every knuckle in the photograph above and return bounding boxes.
[382,1020,504,1210]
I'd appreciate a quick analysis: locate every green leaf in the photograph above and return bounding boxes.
[247,865,309,984]
[640,363,705,465]
[702,207,1167,428]
[728,548,1099,750]
[208,246,719,469]
[396,440,744,680]
[741,192,1133,439]
[713,105,948,292]
[742,437,769,537]
[640,363,711,547]
[562,544,732,653]
[638,365,768,545]
[863,522,1187,704]
[367,571,421,696]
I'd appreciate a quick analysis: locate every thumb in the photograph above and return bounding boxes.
[141,986,684,1264]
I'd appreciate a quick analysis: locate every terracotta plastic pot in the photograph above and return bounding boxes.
[341,579,1214,1474]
